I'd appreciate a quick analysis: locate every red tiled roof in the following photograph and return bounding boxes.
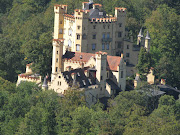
[63,51,122,71]
[107,55,121,71]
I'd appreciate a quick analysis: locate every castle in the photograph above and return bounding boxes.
[17,1,151,105]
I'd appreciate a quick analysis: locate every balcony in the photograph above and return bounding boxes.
[102,38,112,42]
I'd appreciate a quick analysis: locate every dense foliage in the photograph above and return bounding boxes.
[0,0,179,86]
[0,78,179,134]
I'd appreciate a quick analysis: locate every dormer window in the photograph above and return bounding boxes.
[82,80,86,86]
[77,72,80,76]
[66,75,69,79]
[88,79,92,84]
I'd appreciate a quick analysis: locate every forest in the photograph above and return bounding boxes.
[0,78,180,134]
[0,0,180,134]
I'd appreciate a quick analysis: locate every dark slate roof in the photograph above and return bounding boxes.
[89,8,106,19]
[145,31,150,39]
[62,67,96,88]
[106,79,120,91]
[138,28,143,37]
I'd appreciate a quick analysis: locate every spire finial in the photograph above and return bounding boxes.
[138,28,143,38]
[145,31,150,40]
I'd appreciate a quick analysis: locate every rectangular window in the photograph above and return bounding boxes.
[57,51,58,54]
[101,66,103,70]
[77,34,80,40]
[127,45,129,49]
[60,21,62,24]
[102,43,105,50]
[119,23,122,27]
[76,44,80,51]
[77,25,80,29]
[126,53,129,57]
[118,42,121,48]
[93,25,96,29]
[106,43,109,50]
[107,72,109,78]
[101,76,103,80]
[92,44,96,50]
[56,58,58,63]
[56,67,58,72]
[59,29,63,34]
[107,33,110,38]
[121,71,123,78]
[92,34,96,39]
[102,33,105,39]
[118,32,122,37]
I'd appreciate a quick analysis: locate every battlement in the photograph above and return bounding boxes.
[74,9,90,18]
[91,17,117,23]
[96,51,108,56]
[64,14,75,21]
[54,4,68,13]
[115,7,127,12]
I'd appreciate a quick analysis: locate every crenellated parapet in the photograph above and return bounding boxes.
[90,17,117,23]
[54,4,68,14]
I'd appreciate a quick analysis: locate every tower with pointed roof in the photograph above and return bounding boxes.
[145,31,150,52]
[137,28,143,46]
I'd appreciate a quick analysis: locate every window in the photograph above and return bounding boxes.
[107,72,109,78]
[101,66,103,70]
[102,43,105,50]
[127,45,129,49]
[103,25,106,29]
[77,72,80,76]
[77,34,80,40]
[118,42,121,48]
[76,44,80,51]
[126,53,129,57]
[68,39,72,47]
[119,23,122,27]
[118,32,122,37]
[56,58,58,63]
[108,25,110,29]
[101,76,103,80]
[82,34,86,39]
[68,28,72,36]
[93,25,96,29]
[92,44,96,50]
[59,29,63,34]
[107,33,110,38]
[121,71,123,78]
[77,25,80,29]
[106,43,109,50]
[56,67,58,72]
[60,21,62,24]
[89,79,92,84]
[92,34,96,39]
[102,33,105,39]
[60,82,61,86]
[66,75,69,79]
[82,80,86,85]
[59,76,61,78]
[57,51,58,54]
[58,81,59,85]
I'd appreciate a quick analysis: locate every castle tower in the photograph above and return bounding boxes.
[115,7,127,38]
[137,28,143,46]
[74,9,89,52]
[95,51,107,97]
[118,54,126,90]
[51,39,64,81]
[145,31,150,52]
[54,4,67,39]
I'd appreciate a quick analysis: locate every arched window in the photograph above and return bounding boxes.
[68,28,72,36]
[68,39,72,47]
